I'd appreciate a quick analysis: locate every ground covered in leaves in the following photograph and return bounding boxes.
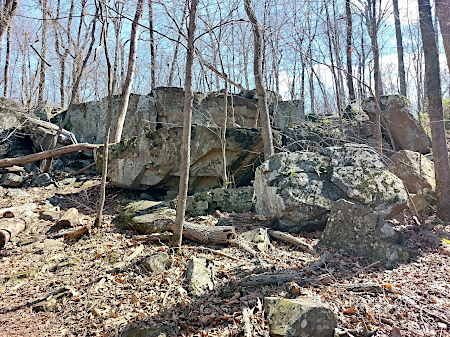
[0,178,449,337]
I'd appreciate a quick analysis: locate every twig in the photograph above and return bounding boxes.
[71,162,97,176]
[182,245,247,262]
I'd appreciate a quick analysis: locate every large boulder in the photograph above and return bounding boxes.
[254,144,407,232]
[64,88,304,143]
[388,150,435,193]
[264,297,336,337]
[99,126,265,193]
[322,199,410,265]
[361,95,431,153]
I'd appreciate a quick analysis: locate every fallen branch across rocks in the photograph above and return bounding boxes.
[239,252,332,287]
[267,230,316,255]
[166,221,235,245]
[0,143,100,168]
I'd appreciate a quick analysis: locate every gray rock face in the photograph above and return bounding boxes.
[264,297,336,337]
[322,199,410,265]
[66,87,303,143]
[254,144,407,232]
[178,186,254,216]
[142,252,170,273]
[361,95,431,153]
[185,257,212,295]
[388,150,435,193]
[1,173,24,187]
[100,126,264,193]
[114,200,175,234]
[241,228,270,252]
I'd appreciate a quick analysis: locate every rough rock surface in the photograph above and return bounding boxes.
[177,186,254,216]
[1,173,24,187]
[254,144,407,232]
[142,252,170,273]
[66,87,303,144]
[361,95,431,153]
[322,199,410,264]
[388,150,435,193]
[114,200,175,234]
[100,126,264,193]
[185,257,212,296]
[241,228,270,252]
[263,297,336,337]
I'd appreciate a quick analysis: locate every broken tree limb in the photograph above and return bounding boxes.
[0,204,37,248]
[166,221,235,245]
[267,230,316,255]
[55,208,79,229]
[71,161,97,176]
[0,204,36,218]
[239,252,332,287]
[0,143,100,168]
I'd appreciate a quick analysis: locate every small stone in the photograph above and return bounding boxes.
[6,189,30,198]
[121,326,167,337]
[241,228,270,252]
[185,257,212,295]
[39,211,60,221]
[32,173,52,187]
[1,173,24,187]
[58,177,77,185]
[142,252,170,273]
[264,297,336,337]
[43,239,65,252]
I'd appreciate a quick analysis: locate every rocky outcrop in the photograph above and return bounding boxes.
[322,199,411,265]
[254,144,407,232]
[361,95,431,153]
[186,257,213,296]
[65,87,303,144]
[264,297,336,337]
[99,126,265,193]
[388,150,435,193]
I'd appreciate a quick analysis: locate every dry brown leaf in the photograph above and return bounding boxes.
[343,308,357,315]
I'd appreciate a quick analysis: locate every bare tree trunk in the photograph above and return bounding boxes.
[435,0,450,72]
[42,10,98,172]
[393,0,407,96]
[95,3,119,228]
[172,0,199,252]
[38,0,48,106]
[345,0,356,101]
[418,0,450,221]
[111,0,145,143]
[167,2,187,87]
[3,27,10,96]
[0,0,18,43]
[148,0,156,89]
[244,0,274,160]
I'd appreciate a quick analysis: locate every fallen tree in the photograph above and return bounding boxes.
[0,204,37,248]
[0,143,100,168]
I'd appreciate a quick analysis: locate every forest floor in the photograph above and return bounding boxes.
[0,179,449,337]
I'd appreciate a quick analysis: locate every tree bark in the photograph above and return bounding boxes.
[345,0,356,101]
[0,204,36,249]
[111,0,145,143]
[244,0,274,161]
[168,222,235,245]
[148,0,156,89]
[435,0,450,72]
[3,26,10,96]
[0,0,19,43]
[418,0,450,221]
[172,0,199,251]
[0,143,99,168]
[393,0,407,96]
[38,0,48,106]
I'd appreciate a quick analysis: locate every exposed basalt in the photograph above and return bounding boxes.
[98,126,265,193]
[254,144,407,232]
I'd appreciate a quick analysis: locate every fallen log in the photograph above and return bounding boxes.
[64,226,89,242]
[0,143,100,168]
[267,230,316,255]
[0,204,37,248]
[0,204,36,218]
[239,252,332,287]
[166,221,235,245]
[55,208,79,229]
